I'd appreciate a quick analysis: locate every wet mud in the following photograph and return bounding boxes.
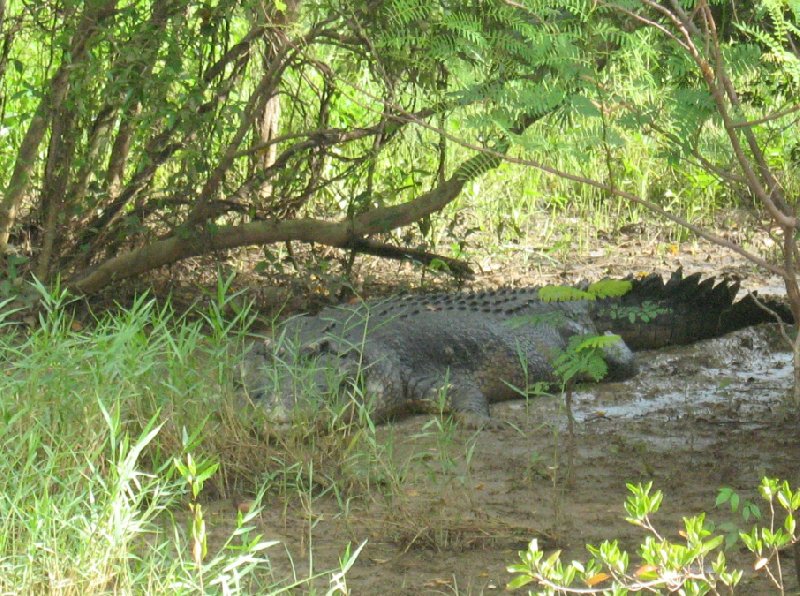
[206,324,798,594]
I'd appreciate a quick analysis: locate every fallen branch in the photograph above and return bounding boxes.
[346,238,474,278]
[68,168,479,294]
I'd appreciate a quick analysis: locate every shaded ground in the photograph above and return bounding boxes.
[203,323,797,594]
[178,229,798,594]
[177,230,800,594]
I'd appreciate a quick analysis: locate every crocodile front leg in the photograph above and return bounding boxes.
[405,373,501,428]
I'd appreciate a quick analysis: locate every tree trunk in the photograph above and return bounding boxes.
[36,105,77,279]
[247,1,301,203]
[0,0,118,254]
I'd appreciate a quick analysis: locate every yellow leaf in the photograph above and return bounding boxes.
[754,557,769,571]
[422,578,453,588]
[192,538,203,567]
[635,564,658,578]
[586,572,610,586]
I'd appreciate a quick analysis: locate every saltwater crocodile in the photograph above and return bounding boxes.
[240,270,790,427]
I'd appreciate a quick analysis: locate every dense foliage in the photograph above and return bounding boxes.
[0,0,797,296]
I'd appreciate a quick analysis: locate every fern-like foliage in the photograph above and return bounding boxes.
[554,333,615,384]
[736,0,800,92]
[368,0,599,133]
[538,278,631,302]
[586,279,633,299]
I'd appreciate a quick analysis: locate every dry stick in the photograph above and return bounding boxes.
[602,1,692,52]
[233,104,438,178]
[731,103,800,129]
[698,3,788,213]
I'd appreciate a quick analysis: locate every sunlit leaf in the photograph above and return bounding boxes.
[585,572,610,586]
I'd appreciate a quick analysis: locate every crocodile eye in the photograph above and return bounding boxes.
[300,339,330,358]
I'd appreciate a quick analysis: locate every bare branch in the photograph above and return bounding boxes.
[698,3,788,211]
[730,104,800,129]
[337,81,784,276]
[598,1,690,52]
[68,148,497,293]
[186,18,338,226]
[628,1,795,229]
[347,238,473,278]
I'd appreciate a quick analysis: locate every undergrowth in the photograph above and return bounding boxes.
[0,277,363,594]
[508,479,800,595]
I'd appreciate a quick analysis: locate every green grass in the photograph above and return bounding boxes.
[0,279,365,594]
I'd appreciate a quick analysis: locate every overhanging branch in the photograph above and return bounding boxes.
[67,148,501,293]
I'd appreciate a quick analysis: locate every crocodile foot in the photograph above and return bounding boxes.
[452,411,506,430]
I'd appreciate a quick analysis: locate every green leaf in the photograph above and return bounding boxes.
[717,487,734,508]
[538,285,593,302]
[570,94,601,118]
[506,575,534,589]
[784,514,796,536]
[573,334,622,350]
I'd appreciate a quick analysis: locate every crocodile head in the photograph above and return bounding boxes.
[599,331,639,381]
[237,335,363,427]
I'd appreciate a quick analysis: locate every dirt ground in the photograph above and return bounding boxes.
[191,232,800,594]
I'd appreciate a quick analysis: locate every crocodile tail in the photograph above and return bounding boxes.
[592,269,792,351]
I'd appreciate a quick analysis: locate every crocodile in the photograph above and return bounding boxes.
[239,270,790,427]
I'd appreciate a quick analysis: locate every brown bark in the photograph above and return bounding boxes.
[105,105,138,199]
[65,106,116,210]
[36,105,77,279]
[0,0,118,254]
[68,144,505,294]
[251,93,281,201]
[0,0,11,82]
[105,1,185,199]
[247,0,300,202]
